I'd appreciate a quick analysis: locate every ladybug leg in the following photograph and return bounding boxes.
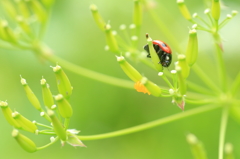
[143,45,151,58]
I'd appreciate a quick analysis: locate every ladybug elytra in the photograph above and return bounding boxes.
[143,40,172,68]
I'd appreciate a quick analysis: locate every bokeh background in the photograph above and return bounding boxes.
[0,0,240,158]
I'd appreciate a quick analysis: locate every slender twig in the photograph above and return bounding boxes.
[35,44,134,89]
[78,104,221,140]
[213,34,227,92]
[37,137,59,150]
[192,64,221,93]
[218,105,229,159]
[187,80,216,96]
[185,98,217,105]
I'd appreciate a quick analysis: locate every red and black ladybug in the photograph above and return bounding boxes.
[143,40,172,67]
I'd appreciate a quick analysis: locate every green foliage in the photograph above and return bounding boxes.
[0,0,240,158]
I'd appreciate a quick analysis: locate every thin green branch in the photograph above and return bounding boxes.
[78,104,221,141]
[64,118,70,130]
[37,136,59,150]
[34,43,134,89]
[230,72,240,96]
[218,105,229,159]
[185,98,217,105]
[35,122,52,129]
[187,80,216,96]
[189,19,211,32]
[38,131,56,135]
[195,15,211,28]
[192,64,221,93]
[213,34,227,92]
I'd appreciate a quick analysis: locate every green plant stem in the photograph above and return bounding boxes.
[37,136,59,150]
[35,122,52,129]
[192,64,221,93]
[185,98,216,105]
[218,105,229,159]
[206,12,214,26]
[187,80,215,96]
[189,19,207,30]
[77,104,221,141]
[213,34,227,92]
[64,118,70,130]
[230,72,240,96]
[38,131,56,135]
[195,16,211,28]
[219,18,230,29]
[34,43,134,89]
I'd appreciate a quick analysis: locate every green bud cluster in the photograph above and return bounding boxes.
[177,0,192,21]
[90,3,143,59]
[0,0,55,50]
[177,0,237,33]
[186,133,208,159]
[0,65,84,152]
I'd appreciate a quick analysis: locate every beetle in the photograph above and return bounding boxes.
[143,40,172,67]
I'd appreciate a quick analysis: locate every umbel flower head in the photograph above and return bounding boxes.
[0,64,85,152]
[0,0,55,50]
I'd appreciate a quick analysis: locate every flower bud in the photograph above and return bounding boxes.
[40,111,51,122]
[186,133,208,159]
[186,29,198,67]
[232,10,238,17]
[48,110,67,141]
[177,54,190,78]
[204,8,210,14]
[90,4,106,31]
[67,133,86,147]
[224,143,234,158]
[177,0,192,21]
[41,78,54,109]
[172,95,185,110]
[119,24,126,30]
[141,77,161,97]
[54,94,73,118]
[133,0,142,28]
[12,111,38,133]
[21,77,42,111]
[0,101,21,128]
[52,65,72,99]
[176,66,187,95]
[12,129,37,153]
[105,24,120,54]
[211,0,220,21]
[30,0,47,24]
[146,34,163,72]
[117,56,142,82]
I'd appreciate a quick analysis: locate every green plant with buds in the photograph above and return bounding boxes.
[0,0,240,158]
[1,65,85,152]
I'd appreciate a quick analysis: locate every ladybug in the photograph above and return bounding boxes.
[143,40,172,67]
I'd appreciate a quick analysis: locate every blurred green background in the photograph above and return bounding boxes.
[1,0,240,158]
